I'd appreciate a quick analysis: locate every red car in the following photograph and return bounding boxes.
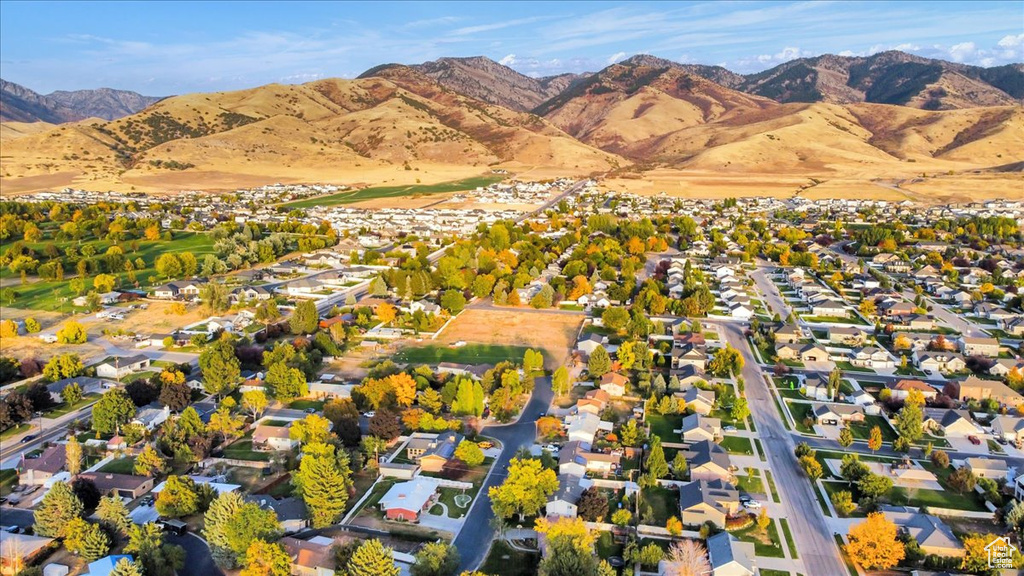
[968,435,981,445]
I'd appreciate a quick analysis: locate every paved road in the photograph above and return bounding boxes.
[454,376,554,573]
[0,506,34,528]
[167,532,224,576]
[717,321,847,576]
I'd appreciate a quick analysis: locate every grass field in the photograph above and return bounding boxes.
[99,456,137,475]
[640,485,679,526]
[645,413,682,443]
[394,343,533,366]
[720,436,754,455]
[730,518,785,558]
[281,175,505,209]
[480,540,539,576]
[779,518,798,558]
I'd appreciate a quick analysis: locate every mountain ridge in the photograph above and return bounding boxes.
[0,79,163,122]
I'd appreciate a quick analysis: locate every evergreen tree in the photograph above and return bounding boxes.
[552,366,570,396]
[289,300,319,334]
[125,522,186,576]
[110,558,144,576]
[200,338,241,397]
[241,539,291,576]
[348,539,399,576]
[369,276,388,297]
[644,435,669,484]
[410,541,459,576]
[588,346,611,378]
[97,494,131,537]
[292,443,352,528]
[65,517,110,561]
[33,480,84,537]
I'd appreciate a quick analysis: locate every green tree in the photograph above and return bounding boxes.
[125,522,186,576]
[601,307,629,333]
[288,413,332,444]
[255,300,282,330]
[672,451,688,479]
[536,517,600,576]
[587,346,611,378]
[895,391,924,443]
[204,491,283,569]
[92,388,136,434]
[799,455,823,481]
[199,337,241,397]
[134,445,167,476]
[411,541,459,576]
[241,539,291,576]
[948,467,977,494]
[292,442,352,528]
[440,290,466,314]
[731,397,750,423]
[289,300,319,334]
[97,494,131,536]
[265,362,308,401]
[418,388,443,414]
[838,426,854,448]
[65,517,110,561]
[347,539,399,576]
[33,481,84,537]
[858,473,893,499]
[489,458,559,521]
[708,345,743,376]
[156,253,183,279]
[644,435,669,484]
[241,389,269,418]
[831,490,857,516]
[43,353,85,381]
[552,366,571,396]
[454,440,485,467]
[61,381,83,406]
[110,558,144,576]
[56,321,88,344]
[155,475,200,518]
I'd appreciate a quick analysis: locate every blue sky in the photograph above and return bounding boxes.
[1,1,1021,95]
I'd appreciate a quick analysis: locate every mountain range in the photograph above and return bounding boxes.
[0,79,162,122]
[1,51,1020,199]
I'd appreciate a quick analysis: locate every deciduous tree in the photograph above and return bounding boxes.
[92,388,136,434]
[411,541,459,576]
[56,321,88,344]
[241,539,291,576]
[454,440,484,467]
[200,338,241,397]
[489,457,559,521]
[844,512,905,570]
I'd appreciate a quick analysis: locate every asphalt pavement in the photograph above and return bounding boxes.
[453,376,554,573]
[718,321,848,576]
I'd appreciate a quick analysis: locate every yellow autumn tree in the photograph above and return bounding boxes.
[375,302,397,325]
[566,275,592,300]
[845,512,905,570]
[388,373,417,407]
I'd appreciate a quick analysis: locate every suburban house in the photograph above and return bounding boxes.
[558,441,621,477]
[886,379,938,401]
[965,457,1008,480]
[281,536,344,576]
[19,444,66,486]
[681,414,722,443]
[774,323,805,344]
[95,354,151,379]
[599,372,628,397]
[811,299,847,318]
[576,333,609,356]
[0,532,55,575]
[811,403,865,426]
[960,336,1001,358]
[131,405,171,431]
[152,280,204,299]
[671,345,708,371]
[957,376,1024,406]
[992,416,1024,445]
[922,409,980,437]
[914,351,967,374]
[252,424,300,452]
[46,377,110,403]
[679,388,716,416]
[247,496,309,534]
[776,343,829,363]
[826,326,866,346]
[885,511,965,558]
[679,479,740,529]
[685,440,735,483]
[706,532,757,576]
[378,476,440,522]
[83,555,135,576]
[405,431,463,472]
[565,411,604,445]
[79,472,155,499]
[851,346,894,369]
[546,474,590,518]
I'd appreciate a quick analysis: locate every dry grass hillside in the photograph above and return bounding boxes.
[0,71,620,194]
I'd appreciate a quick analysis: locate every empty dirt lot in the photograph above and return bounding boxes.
[433,308,585,369]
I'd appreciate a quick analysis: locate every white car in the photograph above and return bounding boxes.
[363,411,375,418]
[744,500,762,509]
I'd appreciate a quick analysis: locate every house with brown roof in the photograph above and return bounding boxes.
[679,479,740,529]
[599,372,628,397]
[79,472,154,499]
[960,336,1001,358]
[685,440,735,483]
[957,376,1024,407]
[252,424,299,452]
[281,536,346,576]
[19,444,66,486]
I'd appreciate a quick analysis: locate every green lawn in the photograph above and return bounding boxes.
[640,485,679,526]
[800,314,868,325]
[645,413,682,443]
[99,456,137,475]
[735,468,764,495]
[480,540,539,576]
[0,423,33,441]
[779,518,799,559]
[221,439,271,462]
[288,399,325,411]
[3,232,216,311]
[0,469,18,496]
[394,343,535,366]
[282,175,505,209]
[765,470,781,503]
[835,534,859,576]
[436,486,477,518]
[44,393,102,418]
[720,436,754,455]
[785,401,815,434]
[730,518,785,557]
[848,415,897,442]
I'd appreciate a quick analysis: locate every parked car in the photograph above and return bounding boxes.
[304,407,316,414]
[744,500,762,509]
[363,411,375,419]
[968,435,982,445]
[4,526,20,534]
[724,425,737,432]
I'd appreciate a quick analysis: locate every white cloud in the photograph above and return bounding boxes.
[948,41,977,62]
[997,33,1023,48]
[499,54,516,66]
[607,51,627,65]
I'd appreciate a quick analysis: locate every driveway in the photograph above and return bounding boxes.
[453,376,554,573]
[947,436,989,455]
